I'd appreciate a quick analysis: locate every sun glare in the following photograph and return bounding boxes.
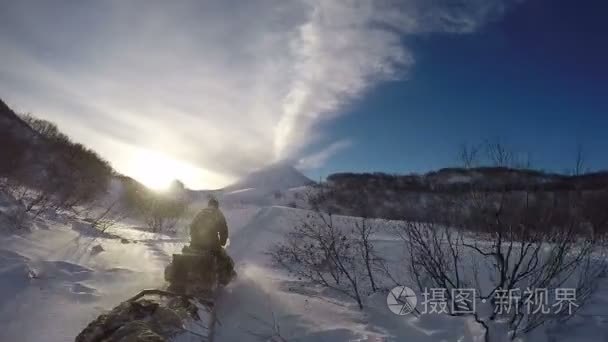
[131,150,178,191]
[123,148,235,191]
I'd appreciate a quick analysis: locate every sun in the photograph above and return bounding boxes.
[125,147,235,191]
[131,150,177,191]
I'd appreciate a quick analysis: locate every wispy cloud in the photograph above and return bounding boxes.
[297,139,353,170]
[0,0,518,189]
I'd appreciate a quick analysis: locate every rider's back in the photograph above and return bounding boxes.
[190,207,228,250]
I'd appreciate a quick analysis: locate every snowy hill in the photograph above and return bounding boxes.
[223,163,313,193]
[189,163,315,208]
[0,99,113,205]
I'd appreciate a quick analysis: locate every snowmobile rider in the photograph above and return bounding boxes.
[190,197,228,250]
[189,197,235,285]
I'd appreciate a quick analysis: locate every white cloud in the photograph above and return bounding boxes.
[297,139,353,170]
[0,0,518,189]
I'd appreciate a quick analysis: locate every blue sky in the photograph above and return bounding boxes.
[1,0,606,189]
[308,0,608,179]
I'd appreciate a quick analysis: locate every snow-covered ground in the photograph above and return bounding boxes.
[1,198,608,341]
[0,205,395,341]
[0,216,179,341]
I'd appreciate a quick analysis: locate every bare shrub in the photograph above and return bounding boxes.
[399,190,607,341]
[142,197,187,233]
[83,199,130,232]
[485,138,514,168]
[459,142,481,168]
[123,178,188,233]
[572,143,587,176]
[270,205,386,309]
[2,114,114,214]
[581,190,608,237]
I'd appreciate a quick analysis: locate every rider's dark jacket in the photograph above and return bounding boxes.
[190,207,228,250]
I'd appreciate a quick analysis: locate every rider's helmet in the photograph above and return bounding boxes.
[208,197,219,208]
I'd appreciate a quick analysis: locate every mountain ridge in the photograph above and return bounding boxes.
[223,163,314,192]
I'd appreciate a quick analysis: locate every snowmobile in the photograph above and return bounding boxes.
[164,244,235,296]
[76,245,234,342]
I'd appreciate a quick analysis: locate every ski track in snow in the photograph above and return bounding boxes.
[1,205,608,341]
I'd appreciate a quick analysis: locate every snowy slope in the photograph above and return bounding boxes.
[0,206,400,341]
[217,207,405,341]
[1,201,608,341]
[217,207,608,342]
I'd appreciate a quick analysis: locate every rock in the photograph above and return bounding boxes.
[91,244,105,255]
[72,220,94,234]
[121,238,130,244]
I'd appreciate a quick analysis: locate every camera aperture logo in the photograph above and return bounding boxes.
[387,286,417,315]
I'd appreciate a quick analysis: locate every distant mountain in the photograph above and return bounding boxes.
[224,163,314,192]
[316,167,608,221]
[327,167,608,194]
